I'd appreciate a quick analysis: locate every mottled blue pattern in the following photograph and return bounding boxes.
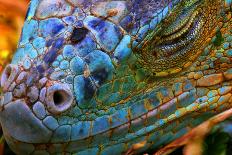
[0,0,231,155]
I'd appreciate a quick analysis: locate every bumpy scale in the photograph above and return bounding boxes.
[0,0,232,155]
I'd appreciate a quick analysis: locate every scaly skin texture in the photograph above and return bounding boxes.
[0,0,232,154]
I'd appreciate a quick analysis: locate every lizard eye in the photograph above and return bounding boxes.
[70,27,89,43]
[153,10,202,59]
[135,1,220,77]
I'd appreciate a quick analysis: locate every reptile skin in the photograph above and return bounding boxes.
[0,0,232,154]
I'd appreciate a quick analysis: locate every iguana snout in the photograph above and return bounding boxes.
[1,64,74,114]
[0,63,75,153]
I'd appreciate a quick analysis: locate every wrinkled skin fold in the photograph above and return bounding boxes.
[0,0,232,154]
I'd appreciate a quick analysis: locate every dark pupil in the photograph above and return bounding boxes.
[70,27,89,43]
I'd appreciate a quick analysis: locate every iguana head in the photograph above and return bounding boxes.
[0,0,231,154]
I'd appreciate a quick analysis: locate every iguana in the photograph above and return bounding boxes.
[0,0,232,154]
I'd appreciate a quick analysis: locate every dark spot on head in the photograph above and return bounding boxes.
[29,37,34,42]
[91,68,108,85]
[70,27,89,44]
[83,77,96,100]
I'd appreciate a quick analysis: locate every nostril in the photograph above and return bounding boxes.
[46,84,74,115]
[53,90,67,106]
[1,64,19,90]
